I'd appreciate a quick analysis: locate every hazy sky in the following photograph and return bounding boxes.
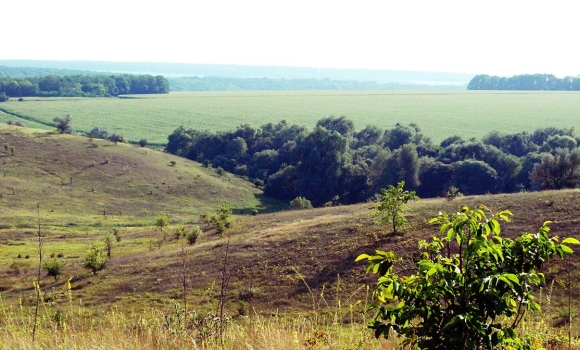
[3,0,578,77]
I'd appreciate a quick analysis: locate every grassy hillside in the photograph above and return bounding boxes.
[1,91,580,145]
[0,125,278,229]
[2,124,580,348]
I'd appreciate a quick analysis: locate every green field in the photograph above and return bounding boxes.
[1,90,580,145]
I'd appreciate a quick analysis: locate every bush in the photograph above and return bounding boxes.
[289,196,313,210]
[201,205,232,236]
[53,114,73,133]
[186,226,202,245]
[138,138,148,147]
[174,225,186,240]
[83,241,107,274]
[358,205,579,349]
[43,258,66,281]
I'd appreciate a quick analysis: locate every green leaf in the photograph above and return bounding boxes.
[355,253,371,262]
[562,237,580,245]
[560,245,573,255]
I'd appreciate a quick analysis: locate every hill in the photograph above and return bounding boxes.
[0,124,277,229]
[1,125,579,315]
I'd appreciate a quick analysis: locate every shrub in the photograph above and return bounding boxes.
[289,196,313,210]
[53,114,73,133]
[358,205,579,349]
[138,138,148,147]
[201,205,232,236]
[174,225,186,240]
[186,226,202,245]
[83,241,107,274]
[42,258,66,281]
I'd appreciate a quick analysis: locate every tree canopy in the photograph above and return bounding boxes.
[166,117,580,206]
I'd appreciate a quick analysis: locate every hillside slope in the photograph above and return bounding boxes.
[0,125,275,229]
[1,125,580,335]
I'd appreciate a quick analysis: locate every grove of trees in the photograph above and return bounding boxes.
[0,74,169,98]
[166,116,580,206]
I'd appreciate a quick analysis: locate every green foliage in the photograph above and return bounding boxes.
[83,241,107,275]
[201,205,232,236]
[42,258,66,281]
[358,205,579,349]
[446,185,461,201]
[155,213,169,240]
[288,196,313,210]
[173,225,186,240]
[186,226,202,245]
[369,181,418,234]
[53,114,73,134]
[103,232,114,258]
[530,148,580,189]
[108,133,124,145]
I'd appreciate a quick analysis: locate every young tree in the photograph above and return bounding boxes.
[186,226,203,245]
[369,181,418,234]
[103,232,114,258]
[42,258,66,281]
[155,213,169,240]
[83,241,107,275]
[358,205,579,349]
[201,204,232,237]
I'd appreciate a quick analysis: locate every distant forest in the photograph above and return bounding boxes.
[468,74,580,90]
[0,61,471,92]
[0,74,169,98]
[166,117,580,206]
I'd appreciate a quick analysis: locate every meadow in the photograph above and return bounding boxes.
[1,90,580,145]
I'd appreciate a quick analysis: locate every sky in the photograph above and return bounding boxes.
[3,0,579,77]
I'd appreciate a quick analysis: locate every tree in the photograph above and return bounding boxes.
[108,134,124,145]
[358,205,579,349]
[83,241,107,274]
[103,232,114,258]
[201,205,232,237]
[529,148,580,189]
[42,258,66,281]
[53,114,73,134]
[155,213,169,240]
[369,181,418,234]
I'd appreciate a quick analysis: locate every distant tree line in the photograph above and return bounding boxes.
[166,117,580,206]
[168,76,466,92]
[467,74,580,90]
[0,74,169,98]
